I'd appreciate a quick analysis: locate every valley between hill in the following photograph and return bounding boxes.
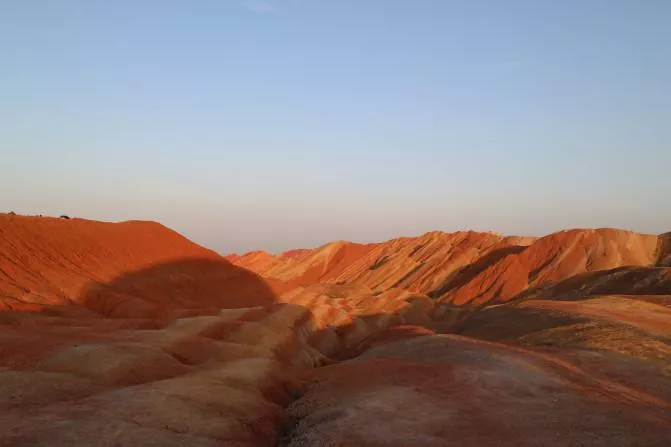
[1,214,670,446]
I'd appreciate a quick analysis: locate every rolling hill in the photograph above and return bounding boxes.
[1,213,670,446]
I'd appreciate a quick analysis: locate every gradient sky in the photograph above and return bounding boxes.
[1,0,670,254]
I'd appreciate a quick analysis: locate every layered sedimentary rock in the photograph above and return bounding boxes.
[1,213,670,446]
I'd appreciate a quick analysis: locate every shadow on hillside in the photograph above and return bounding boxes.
[512,266,671,302]
[77,258,283,320]
[429,245,526,298]
[74,258,451,362]
[449,305,589,342]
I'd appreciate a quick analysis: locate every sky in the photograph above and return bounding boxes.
[1,0,670,254]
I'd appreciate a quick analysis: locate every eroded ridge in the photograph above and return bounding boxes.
[1,214,670,446]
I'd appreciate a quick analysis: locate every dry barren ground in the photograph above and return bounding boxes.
[1,214,670,446]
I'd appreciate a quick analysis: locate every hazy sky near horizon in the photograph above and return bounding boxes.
[1,0,670,254]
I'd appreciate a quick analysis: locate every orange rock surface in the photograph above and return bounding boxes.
[1,213,670,446]
[231,228,663,305]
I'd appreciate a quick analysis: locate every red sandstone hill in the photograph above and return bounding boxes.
[0,214,289,318]
[1,214,670,446]
[230,227,669,306]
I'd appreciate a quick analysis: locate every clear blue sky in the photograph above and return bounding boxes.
[1,0,669,254]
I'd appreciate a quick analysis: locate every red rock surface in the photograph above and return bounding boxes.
[0,214,290,316]
[231,228,663,305]
[285,335,671,446]
[1,213,670,446]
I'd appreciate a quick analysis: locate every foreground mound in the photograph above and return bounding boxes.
[285,334,671,446]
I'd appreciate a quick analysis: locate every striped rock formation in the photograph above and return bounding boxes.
[1,213,670,446]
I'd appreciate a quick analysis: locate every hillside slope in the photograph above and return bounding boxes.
[0,214,287,317]
[231,228,666,306]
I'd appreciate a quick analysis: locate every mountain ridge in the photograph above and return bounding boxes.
[229,227,664,306]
